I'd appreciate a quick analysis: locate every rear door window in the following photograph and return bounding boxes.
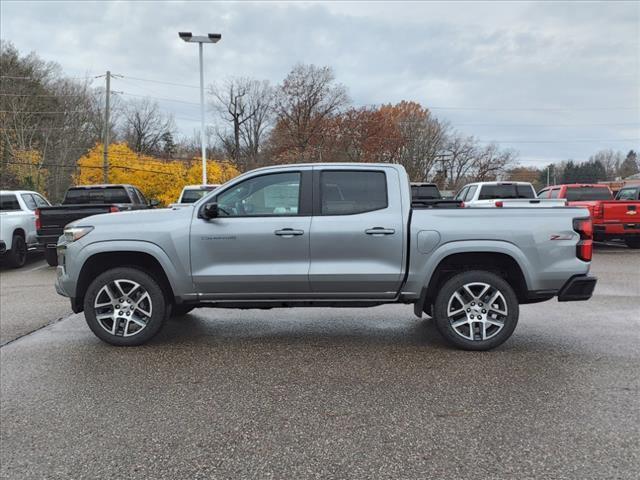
[478,184,535,200]
[454,187,469,201]
[464,185,478,202]
[616,188,638,200]
[320,171,387,215]
[565,187,613,201]
[0,194,20,211]
[33,194,50,207]
[20,194,37,210]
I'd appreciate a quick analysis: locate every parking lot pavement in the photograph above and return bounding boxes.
[0,256,72,345]
[1,248,639,479]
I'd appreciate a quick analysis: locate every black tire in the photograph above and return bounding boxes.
[6,234,27,268]
[44,247,58,266]
[624,237,640,249]
[170,304,195,317]
[83,267,167,346]
[433,270,519,351]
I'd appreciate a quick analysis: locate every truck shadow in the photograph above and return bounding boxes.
[151,309,453,350]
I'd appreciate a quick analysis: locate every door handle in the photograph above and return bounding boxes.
[365,227,396,235]
[275,228,304,237]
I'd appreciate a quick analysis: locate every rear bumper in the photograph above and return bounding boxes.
[37,234,61,249]
[593,223,640,240]
[558,275,597,302]
[0,240,5,255]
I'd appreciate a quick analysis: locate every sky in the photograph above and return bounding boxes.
[1,0,639,166]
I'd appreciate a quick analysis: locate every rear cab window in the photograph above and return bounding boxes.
[320,171,387,215]
[478,184,535,200]
[564,187,613,201]
[64,187,132,204]
[0,194,21,211]
[549,188,561,199]
[411,184,440,199]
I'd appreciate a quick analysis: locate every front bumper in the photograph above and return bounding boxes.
[558,275,597,302]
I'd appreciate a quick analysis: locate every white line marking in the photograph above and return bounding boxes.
[26,262,48,272]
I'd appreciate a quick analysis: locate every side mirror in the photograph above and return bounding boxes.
[148,199,160,208]
[201,202,219,219]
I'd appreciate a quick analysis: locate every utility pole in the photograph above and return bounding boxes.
[103,70,111,184]
[547,165,550,187]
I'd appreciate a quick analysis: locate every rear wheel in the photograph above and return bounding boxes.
[433,270,519,351]
[44,247,58,266]
[625,237,640,249]
[83,267,167,346]
[6,234,27,268]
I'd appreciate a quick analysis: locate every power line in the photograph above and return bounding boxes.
[0,109,90,114]
[453,122,640,128]
[114,91,200,106]
[4,160,176,176]
[118,75,200,89]
[0,92,88,97]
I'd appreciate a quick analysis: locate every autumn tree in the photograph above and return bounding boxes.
[271,64,349,162]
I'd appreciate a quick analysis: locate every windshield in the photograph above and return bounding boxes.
[64,187,131,204]
[565,187,613,201]
[478,184,535,200]
[0,194,21,211]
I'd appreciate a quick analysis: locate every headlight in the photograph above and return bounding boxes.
[63,226,94,243]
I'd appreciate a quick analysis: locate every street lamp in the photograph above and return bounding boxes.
[178,32,222,185]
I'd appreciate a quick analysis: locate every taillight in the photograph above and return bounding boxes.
[592,204,603,218]
[109,206,120,213]
[35,208,41,230]
[573,217,593,262]
[495,201,504,208]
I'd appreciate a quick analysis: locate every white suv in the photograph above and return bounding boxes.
[0,190,50,268]
[455,182,565,208]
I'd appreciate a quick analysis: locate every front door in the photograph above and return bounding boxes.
[190,169,312,298]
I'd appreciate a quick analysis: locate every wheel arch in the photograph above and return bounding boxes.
[74,250,176,313]
[415,249,530,317]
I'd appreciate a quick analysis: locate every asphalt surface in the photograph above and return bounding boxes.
[0,245,639,479]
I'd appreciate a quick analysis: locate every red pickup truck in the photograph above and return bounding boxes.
[538,184,640,248]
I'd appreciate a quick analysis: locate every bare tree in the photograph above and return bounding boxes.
[210,77,274,171]
[122,98,176,156]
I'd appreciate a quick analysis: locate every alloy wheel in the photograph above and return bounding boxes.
[93,279,153,337]
[446,282,508,341]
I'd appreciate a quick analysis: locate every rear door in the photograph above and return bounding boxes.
[308,167,404,297]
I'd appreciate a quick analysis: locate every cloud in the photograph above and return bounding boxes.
[1,0,638,164]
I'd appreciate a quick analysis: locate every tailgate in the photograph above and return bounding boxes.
[600,201,640,223]
[37,205,114,236]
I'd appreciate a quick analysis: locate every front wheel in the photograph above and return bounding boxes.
[433,270,519,351]
[44,247,58,266]
[83,267,167,346]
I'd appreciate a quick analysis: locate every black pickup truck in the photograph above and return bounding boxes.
[37,184,157,266]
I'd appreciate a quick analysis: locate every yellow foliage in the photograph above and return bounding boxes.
[74,143,239,206]
[8,150,48,193]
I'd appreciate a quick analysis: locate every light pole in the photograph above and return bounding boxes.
[179,32,221,185]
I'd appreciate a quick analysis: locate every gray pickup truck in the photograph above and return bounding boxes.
[55,163,596,350]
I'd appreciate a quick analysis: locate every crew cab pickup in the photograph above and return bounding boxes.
[37,184,157,266]
[538,184,640,248]
[55,163,597,351]
[0,190,50,268]
[456,181,566,208]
